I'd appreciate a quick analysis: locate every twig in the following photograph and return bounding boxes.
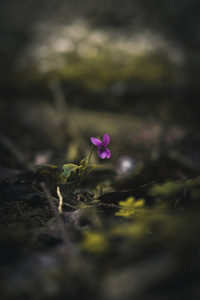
[40,182,69,243]
[32,186,75,209]
[57,185,63,214]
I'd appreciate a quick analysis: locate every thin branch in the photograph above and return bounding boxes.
[57,185,63,214]
[40,182,69,243]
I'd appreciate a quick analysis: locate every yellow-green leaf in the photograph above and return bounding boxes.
[81,231,109,254]
[116,196,145,218]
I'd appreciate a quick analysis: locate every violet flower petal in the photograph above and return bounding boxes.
[103,134,110,147]
[104,148,111,158]
[98,148,107,159]
[91,137,103,147]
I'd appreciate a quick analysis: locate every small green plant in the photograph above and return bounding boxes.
[34,134,111,213]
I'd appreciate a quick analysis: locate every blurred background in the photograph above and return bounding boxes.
[0,0,200,181]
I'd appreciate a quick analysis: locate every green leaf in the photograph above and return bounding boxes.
[80,156,89,169]
[115,196,145,218]
[79,156,90,177]
[186,177,200,201]
[33,164,61,182]
[149,181,185,198]
[20,192,40,200]
[81,230,109,254]
[60,163,80,183]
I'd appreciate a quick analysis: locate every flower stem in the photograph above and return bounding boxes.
[88,144,94,164]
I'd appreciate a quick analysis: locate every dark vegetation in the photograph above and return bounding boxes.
[0,1,200,299]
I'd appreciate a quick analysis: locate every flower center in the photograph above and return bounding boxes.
[100,146,105,153]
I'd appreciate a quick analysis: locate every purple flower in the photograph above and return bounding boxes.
[90,134,111,159]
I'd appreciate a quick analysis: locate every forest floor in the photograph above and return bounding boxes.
[1,96,200,300]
